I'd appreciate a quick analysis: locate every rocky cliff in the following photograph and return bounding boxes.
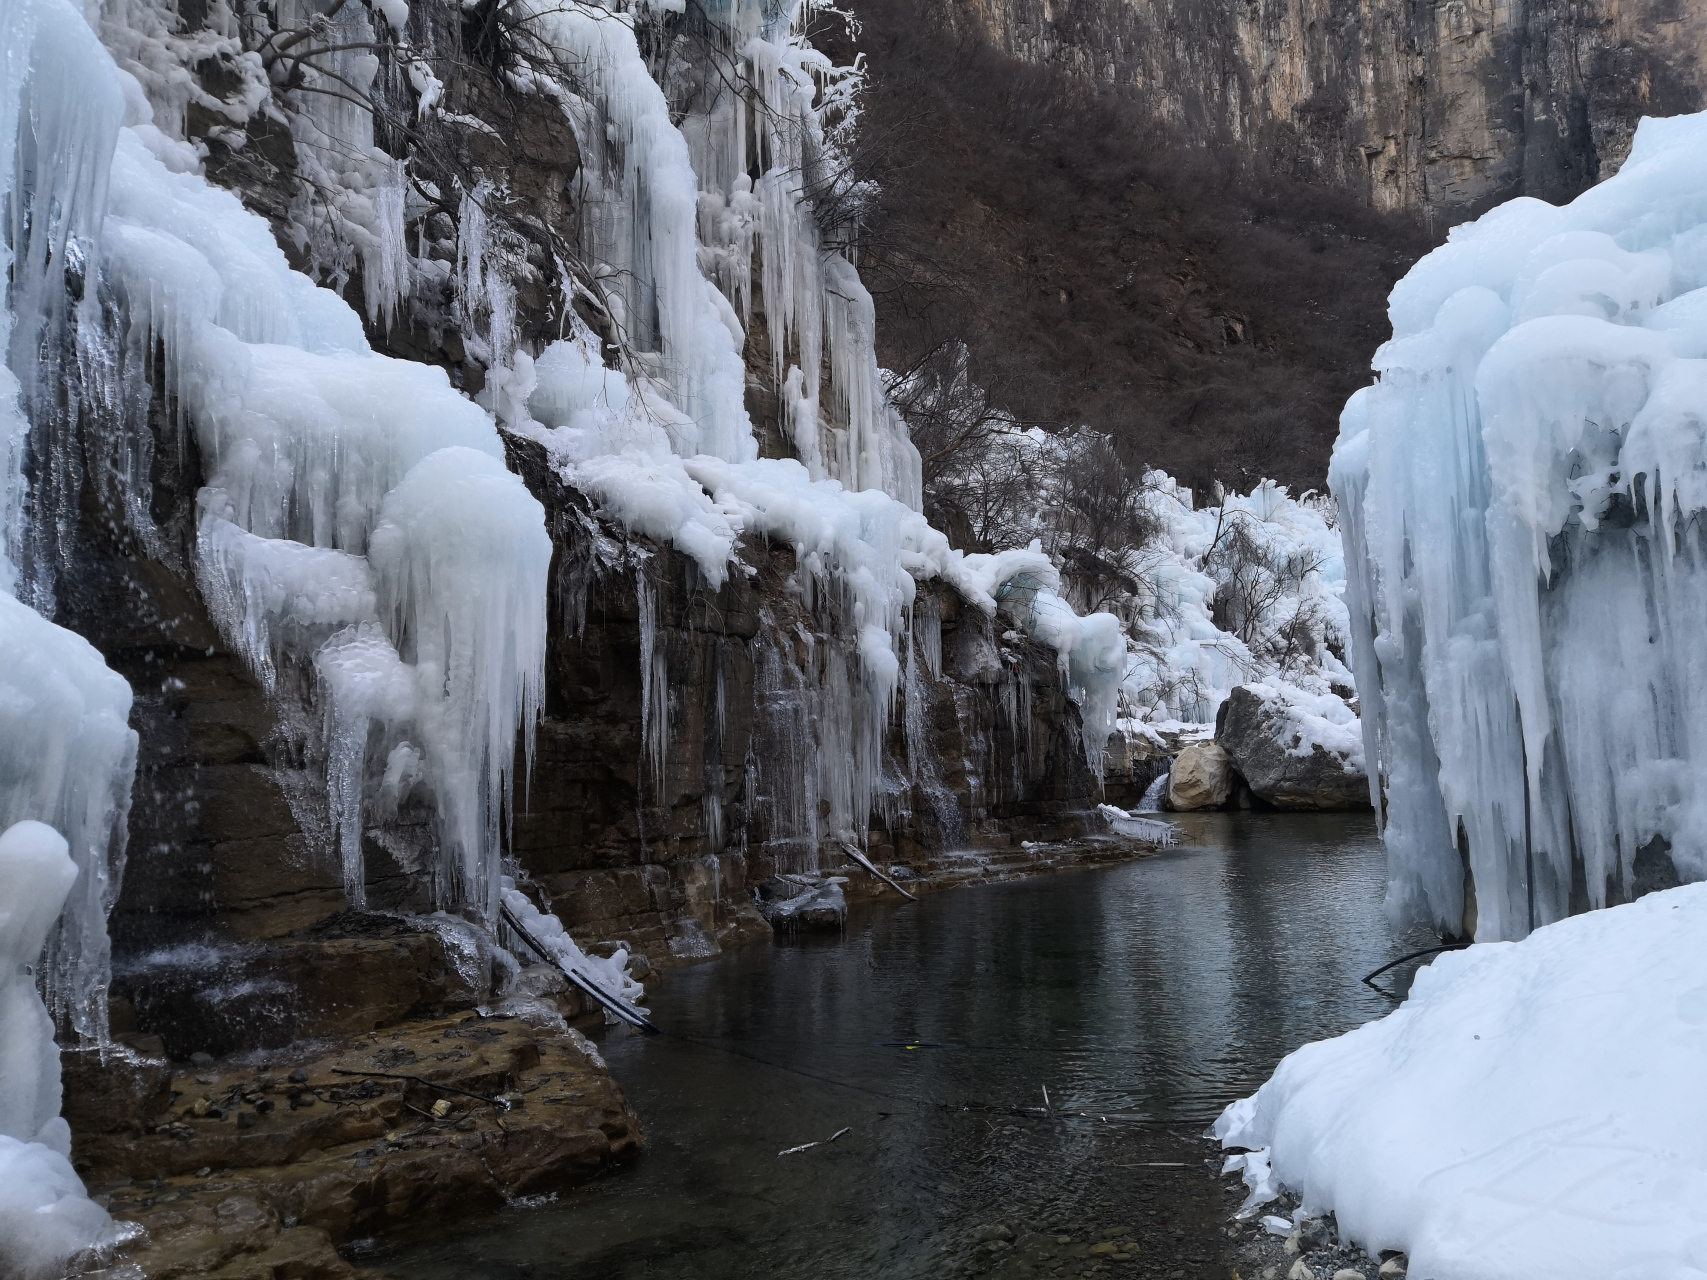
[937,0,1707,219]
[1,0,1173,1267]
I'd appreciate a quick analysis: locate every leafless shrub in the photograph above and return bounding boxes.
[1203,510,1327,662]
[1043,432,1163,615]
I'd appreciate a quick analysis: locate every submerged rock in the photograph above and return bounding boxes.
[1215,686,1370,811]
[756,877,848,932]
[1168,742,1234,810]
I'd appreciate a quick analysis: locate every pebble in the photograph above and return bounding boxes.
[1377,1259,1408,1279]
[1287,1263,1313,1280]
[1332,1271,1367,1280]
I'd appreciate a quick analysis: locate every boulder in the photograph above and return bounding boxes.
[755,876,848,931]
[1215,685,1371,811]
[1167,742,1233,810]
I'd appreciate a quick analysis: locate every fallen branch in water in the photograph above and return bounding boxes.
[779,1126,852,1156]
[838,841,918,900]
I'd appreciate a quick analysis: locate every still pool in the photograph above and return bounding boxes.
[377,813,1433,1279]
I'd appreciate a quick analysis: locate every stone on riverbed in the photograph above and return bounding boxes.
[1215,685,1370,811]
[1167,742,1234,809]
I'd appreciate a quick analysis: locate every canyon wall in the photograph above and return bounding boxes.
[939,0,1707,219]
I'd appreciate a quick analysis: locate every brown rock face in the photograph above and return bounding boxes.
[498,431,1146,964]
[76,1012,640,1279]
[938,0,1707,219]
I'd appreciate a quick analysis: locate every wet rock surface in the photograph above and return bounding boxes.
[75,1012,640,1279]
[1220,1194,1403,1280]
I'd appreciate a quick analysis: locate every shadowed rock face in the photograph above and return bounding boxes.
[939,0,1707,219]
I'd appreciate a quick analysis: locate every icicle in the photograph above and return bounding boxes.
[636,564,669,802]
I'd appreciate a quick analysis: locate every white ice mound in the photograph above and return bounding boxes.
[1332,108,1707,940]
[1216,882,1707,1280]
[0,821,118,1278]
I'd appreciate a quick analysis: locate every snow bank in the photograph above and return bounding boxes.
[0,822,119,1278]
[1217,882,1707,1280]
[1332,109,1707,938]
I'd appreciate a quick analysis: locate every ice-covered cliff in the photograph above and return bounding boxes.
[1334,110,1707,941]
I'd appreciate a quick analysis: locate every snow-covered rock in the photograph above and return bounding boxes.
[1215,685,1370,811]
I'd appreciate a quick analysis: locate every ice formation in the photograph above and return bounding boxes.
[97,12,549,921]
[1217,882,1707,1280]
[0,822,121,1278]
[500,882,649,1011]
[2,0,141,1047]
[1332,110,1707,939]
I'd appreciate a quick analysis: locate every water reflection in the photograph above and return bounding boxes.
[384,813,1433,1278]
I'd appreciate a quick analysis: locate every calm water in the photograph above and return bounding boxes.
[381,813,1433,1278]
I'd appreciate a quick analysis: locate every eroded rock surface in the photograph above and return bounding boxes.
[940,0,1707,219]
[75,1013,639,1280]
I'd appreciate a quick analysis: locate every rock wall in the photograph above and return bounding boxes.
[939,0,1707,219]
[499,432,1151,969]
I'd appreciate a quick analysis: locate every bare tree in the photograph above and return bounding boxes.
[1043,432,1162,614]
[1203,510,1327,663]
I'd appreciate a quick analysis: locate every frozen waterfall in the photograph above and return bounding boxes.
[1333,111,1707,940]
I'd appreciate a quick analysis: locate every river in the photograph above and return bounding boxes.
[377,812,1433,1279]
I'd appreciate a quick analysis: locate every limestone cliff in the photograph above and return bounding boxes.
[939,0,1707,218]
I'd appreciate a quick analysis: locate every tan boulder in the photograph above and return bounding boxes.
[1168,742,1233,810]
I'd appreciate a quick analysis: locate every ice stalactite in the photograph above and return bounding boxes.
[682,1,923,507]
[526,0,756,463]
[945,546,1129,781]
[105,110,551,919]
[1,0,140,1049]
[1332,111,1707,940]
[636,560,670,801]
[3,0,550,935]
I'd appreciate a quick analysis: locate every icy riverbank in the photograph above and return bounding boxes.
[1218,883,1707,1280]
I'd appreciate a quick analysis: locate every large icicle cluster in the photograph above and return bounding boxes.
[8,0,549,943]
[1333,111,1707,940]
[1,0,140,1049]
[104,100,550,920]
